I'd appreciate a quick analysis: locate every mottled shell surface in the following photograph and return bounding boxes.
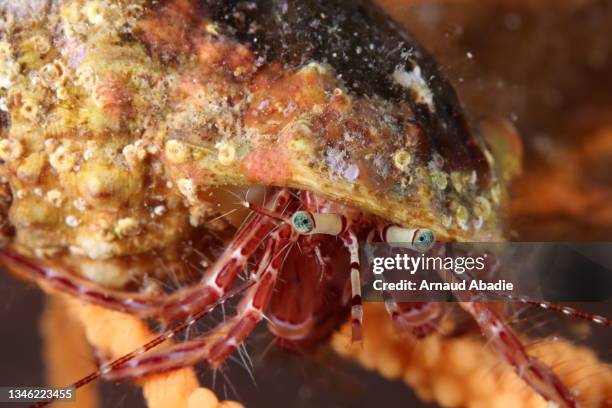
[0,0,506,286]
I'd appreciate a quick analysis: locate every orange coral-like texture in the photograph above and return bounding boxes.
[332,304,612,408]
[41,293,243,408]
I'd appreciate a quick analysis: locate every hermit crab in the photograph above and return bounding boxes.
[0,0,609,407]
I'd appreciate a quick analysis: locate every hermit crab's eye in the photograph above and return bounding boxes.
[383,226,435,252]
[413,229,435,252]
[291,211,315,234]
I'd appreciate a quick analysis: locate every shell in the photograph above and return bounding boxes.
[0,0,508,285]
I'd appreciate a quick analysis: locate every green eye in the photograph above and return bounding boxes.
[292,211,314,234]
[414,229,434,251]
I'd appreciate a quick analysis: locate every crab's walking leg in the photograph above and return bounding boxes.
[159,189,295,322]
[157,191,288,322]
[519,300,611,327]
[103,225,294,380]
[461,301,579,408]
[0,189,294,322]
[206,225,294,365]
[26,279,253,408]
[0,210,269,319]
[384,297,442,339]
[341,229,363,342]
[439,259,580,408]
[0,250,166,313]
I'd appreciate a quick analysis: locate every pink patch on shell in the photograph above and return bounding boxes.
[243,144,291,185]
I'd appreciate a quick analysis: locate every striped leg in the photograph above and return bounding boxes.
[460,301,578,408]
[146,188,294,322]
[341,229,363,342]
[384,297,442,339]
[29,278,254,408]
[103,225,294,380]
[437,255,580,408]
[0,189,294,323]
[0,249,165,314]
[437,263,580,407]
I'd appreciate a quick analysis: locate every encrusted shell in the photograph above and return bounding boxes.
[0,0,508,284]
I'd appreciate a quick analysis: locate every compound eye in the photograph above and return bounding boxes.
[292,211,315,234]
[413,229,435,252]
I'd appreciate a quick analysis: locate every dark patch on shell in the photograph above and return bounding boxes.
[201,0,491,183]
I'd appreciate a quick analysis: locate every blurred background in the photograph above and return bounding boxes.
[1,0,611,406]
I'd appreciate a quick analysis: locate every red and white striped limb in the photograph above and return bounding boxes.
[461,301,579,408]
[103,225,294,380]
[341,229,363,342]
[384,299,443,339]
[0,189,294,323]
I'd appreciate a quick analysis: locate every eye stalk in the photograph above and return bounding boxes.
[290,211,346,236]
[383,226,435,252]
[242,202,347,236]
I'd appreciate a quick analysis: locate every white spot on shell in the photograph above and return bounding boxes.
[325,147,360,182]
[152,205,166,217]
[65,215,80,227]
[45,189,64,208]
[123,141,148,167]
[392,65,435,111]
[0,139,24,162]
[215,140,236,165]
[165,140,190,164]
[177,178,197,202]
[114,217,141,237]
[50,144,78,172]
[73,198,87,211]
